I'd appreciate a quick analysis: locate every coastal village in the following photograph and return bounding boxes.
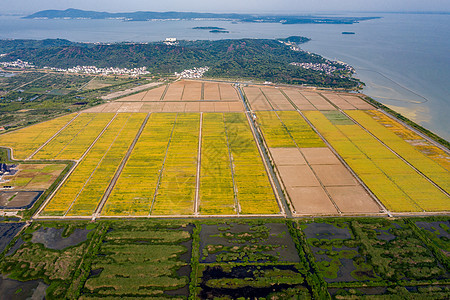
[175,66,209,79]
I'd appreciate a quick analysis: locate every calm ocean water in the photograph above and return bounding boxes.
[0,13,449,140]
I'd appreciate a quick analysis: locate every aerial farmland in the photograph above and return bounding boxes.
[0,80,448,219]
[0,79,449,299]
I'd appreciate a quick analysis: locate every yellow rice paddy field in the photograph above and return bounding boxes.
[199,113,236,215]
[103,113,177,216]
[363,110,450,171]
[0,113,77,160]
[42,114,146,216]
[151,113,201,215]
[224,113,279,214]
[304,111,449,212]
[1,81,448,217]
[347,110,449,193]
[33,113,114,161]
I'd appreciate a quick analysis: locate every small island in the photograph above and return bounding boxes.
[342,32,356,35]
[209,30,229,34]
[193,27,226,30]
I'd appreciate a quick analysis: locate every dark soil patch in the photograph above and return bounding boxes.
[164,283,189,297]
[199,265,308,299]
[0,223,25,253]
[325,258,356,283]
[416,221,450,239]
[179,239,192,263]
[0,191,43,209]
[89,268,103,278]
[0,275,47,300]
[31,227,91,250]
[303,223,352,240]
[329,286,387,296]
[375,228,396,241]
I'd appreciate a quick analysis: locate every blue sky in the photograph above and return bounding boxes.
[2,0,449,14]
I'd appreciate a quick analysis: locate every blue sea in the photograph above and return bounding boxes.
[0,13,449,140]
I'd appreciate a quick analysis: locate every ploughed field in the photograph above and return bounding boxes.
[0,81,448,217]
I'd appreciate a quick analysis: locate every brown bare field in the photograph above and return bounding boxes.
[0,191,42,208]
[163,82,185,101]
[117,102,143,113]
[163,102,186,112]
[219,83,240,101]
[311,164,358,186]
[89,101,245,113]
[228,102,245,112]
[140,102,165,113]
[204,82,221,100]
[244,87,272,111]
[270,146,381,215]
[270,148,306,166]
[281,89,316,110]
[287,186,339,214]
[321,92,356,110]
[214,102,230,112]
[142,85,166,101]
[300,92,336,110]
[118,91,146,102]
[182,81,202,101]
[83,102,123,113]
[341,95,375,110]
[185,102,201,112]
[278,165,320,187]
[200,102,215,112]
[261,88,295,110]
[82,105,103,113]
[300,148,341,165]
[327,186,380,213]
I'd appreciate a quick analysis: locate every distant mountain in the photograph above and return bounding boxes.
[24,9,379,24]
[24,8,252,21]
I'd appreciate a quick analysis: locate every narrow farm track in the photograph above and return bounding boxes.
[92,113,150,219]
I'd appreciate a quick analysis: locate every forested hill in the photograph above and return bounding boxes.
[0,38,360,89]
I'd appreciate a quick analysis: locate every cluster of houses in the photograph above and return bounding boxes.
[175,67,210,79]
[44,65,151,77]
[164,38,179,46]
[290,61,354,77]
[0,163,17,189]
[0,59,34,69]
[0,163,17,177]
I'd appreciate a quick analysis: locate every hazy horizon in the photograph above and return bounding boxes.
[1,0,450,14]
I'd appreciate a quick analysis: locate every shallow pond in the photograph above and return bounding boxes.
[303,223,352,240]
[31,227,91,250]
